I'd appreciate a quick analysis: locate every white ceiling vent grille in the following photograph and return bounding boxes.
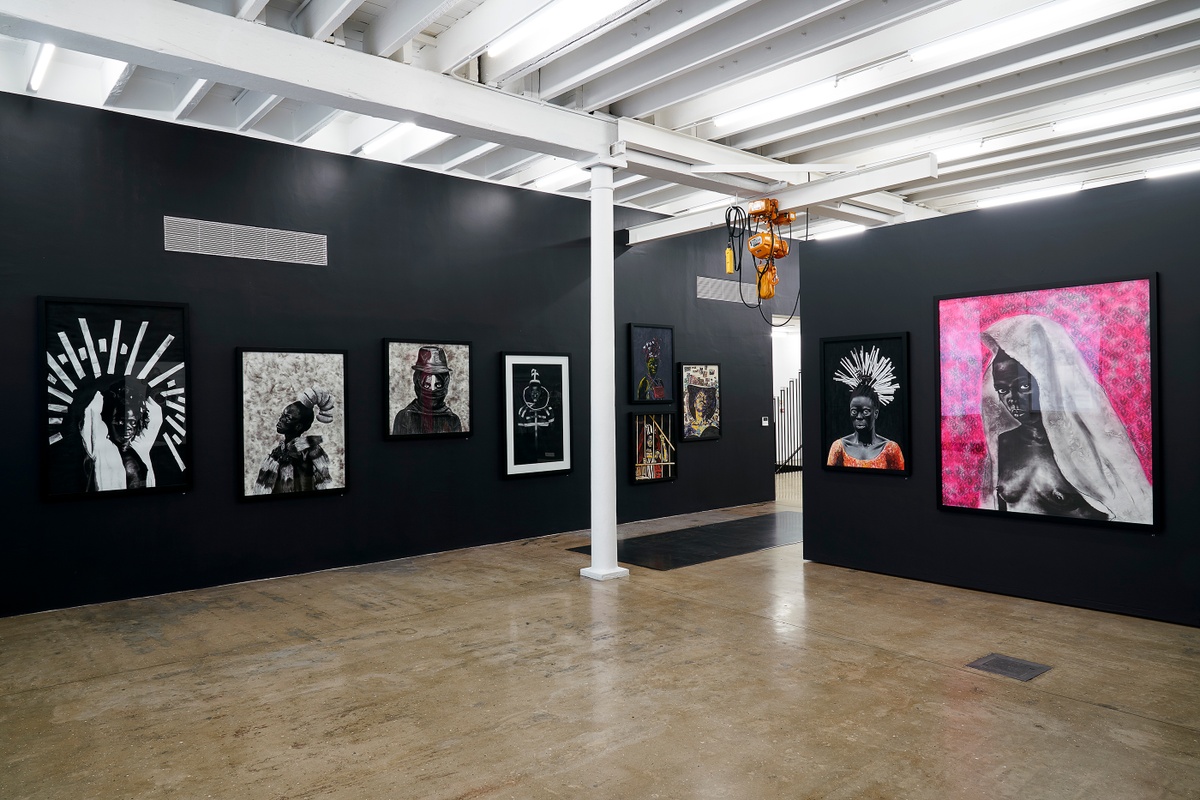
[164,216,328,266]
[697,275,756,303]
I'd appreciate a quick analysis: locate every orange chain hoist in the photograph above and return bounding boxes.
[745,199,796,300]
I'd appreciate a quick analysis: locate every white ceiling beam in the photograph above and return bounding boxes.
[625,154,937,244]
[0,0,615,160]
[536,0,760,102]
[408,138,503,171]
[99,59,134,106]
[769,19,1200,160]
[233,89,284,130]
[729,0,1196,152]
[646,189,728,216]
[811,202,895,227]
[236,0,271,20]
[362,0,461,58]
[608,0,941,118]
[413,0,554,73]
[172,78,214,120]
[653,0,1054,131]
[254,104,342,142]
[615,178,673,203]
[616,146,775,194]
[290,0,360,41]
[502,156,578,188]
[479,0,662,87]
[615,116,802,182]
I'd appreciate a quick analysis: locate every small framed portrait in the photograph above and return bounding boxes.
[938,277,1157,527]
[629,323,674,404]
[39,297,192,499]
[239,348,347,499]
[503,353,571,477]
[679,363,720,441]
[632,412,677,483]
[820,332,911,476]
[384,340,471,439]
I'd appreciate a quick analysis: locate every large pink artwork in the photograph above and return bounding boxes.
[938,278,1155,526]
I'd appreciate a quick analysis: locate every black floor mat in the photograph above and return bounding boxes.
[569,512,803,570]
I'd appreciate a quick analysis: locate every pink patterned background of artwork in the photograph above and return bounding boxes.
[939,279,1152,508]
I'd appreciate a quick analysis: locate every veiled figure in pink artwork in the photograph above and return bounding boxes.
[981,314,1152,524]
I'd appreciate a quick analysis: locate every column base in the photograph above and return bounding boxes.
[580,566,630,581]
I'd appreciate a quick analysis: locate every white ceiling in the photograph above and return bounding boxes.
[2,0,1198,242]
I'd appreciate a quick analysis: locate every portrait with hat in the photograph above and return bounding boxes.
[386,339,472,439]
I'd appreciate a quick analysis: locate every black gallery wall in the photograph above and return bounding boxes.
[791,174,1200,627]
[0,94,774,616]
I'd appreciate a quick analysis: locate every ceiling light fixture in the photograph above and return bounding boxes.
[487,0,635,58]
[910,0,1105,64]
[1146,160,1200,179]
[977,184,1080,209]
[812,224,865,240]
[713,79,838,130]
[29,43,56,92]
[535,165,589,191]
[1056,89,1200,135]
[357,122,414,156]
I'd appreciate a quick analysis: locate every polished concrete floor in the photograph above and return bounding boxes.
[2,476,1198,799]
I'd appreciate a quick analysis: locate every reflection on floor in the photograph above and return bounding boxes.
[776,468,803,510]
[2,498,1198,799]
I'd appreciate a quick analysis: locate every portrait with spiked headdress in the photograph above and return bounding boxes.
[819,333,911,475]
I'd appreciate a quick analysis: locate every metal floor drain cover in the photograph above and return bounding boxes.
[966,653,1052,681]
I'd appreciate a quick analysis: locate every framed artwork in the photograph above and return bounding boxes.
[503,353,571,477]
[384,339,471,439]
[680,363,721,441]
[39,297,192,499]
[629,323,674,404]
[632,412,677,483]
[239,348,347,499]
[820,332,910,476]
[938,277,1157,527]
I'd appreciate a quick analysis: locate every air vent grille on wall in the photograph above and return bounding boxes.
[697,275,754,303]
[163,216,328,265]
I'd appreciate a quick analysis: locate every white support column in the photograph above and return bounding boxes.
[581,164,628,582]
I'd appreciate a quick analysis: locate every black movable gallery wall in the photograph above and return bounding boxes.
[0,94,774,616]
[793,175,1200,627]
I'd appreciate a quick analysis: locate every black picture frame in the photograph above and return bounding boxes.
[819,332,911,476]
[39,296,193,500]
[936,276,1158,529]
[503,352,572,477]
[629,323,674,404]
[679,363,721,441]
[238,348,348,500]
[632,412,677,483]
[383,339,472,440]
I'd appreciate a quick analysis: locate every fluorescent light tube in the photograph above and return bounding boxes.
[911,0,1102,64]
[1146,160,1200,179]
[978,184,1080,208]
[535,165,589,191]
[488,0,634,57]
[359,122,413,155]
[1057,90,1200,135]
[29,43,56,92]
[812,224,865,240]
[713,80,838,130]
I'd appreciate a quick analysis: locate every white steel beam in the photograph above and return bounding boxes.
[413,0,554,73]
[617,147,774,194]
[608,0,939,118]
[100,59,134,105]
[409,138,503,171]
[291,0,360,41]
[537,0,759,102]
[362,0,461,58]
[728,0,1193,152]
[172,78,214,120]
[235,0,271,19]
[653,0,1053,131]
[255,103,342,142]
[0,0,615,160]
[234,88,284,130]
[479,0,662,87]
[625,154,937,244]
[811,202,895,227]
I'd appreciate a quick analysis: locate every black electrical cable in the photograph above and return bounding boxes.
[759,212,804,328]
[725,204,761,309]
